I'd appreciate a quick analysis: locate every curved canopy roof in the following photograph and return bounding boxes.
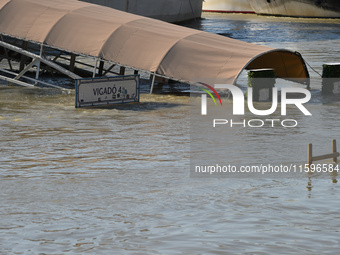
[0,0,309,84]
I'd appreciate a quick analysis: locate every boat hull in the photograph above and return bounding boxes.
[203,0,254,13]
[79,0,203,23]
[248,0,340,18]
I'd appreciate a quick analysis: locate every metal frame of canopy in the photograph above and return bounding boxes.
[0,34,310,93]
[0,0,310,93]
[0,34,178,92]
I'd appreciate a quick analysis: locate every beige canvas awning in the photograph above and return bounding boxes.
[0,0,309,85]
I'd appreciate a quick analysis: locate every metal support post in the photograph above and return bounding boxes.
[150,72,156,94]
[35,44,43,84]
[93,58,99,78]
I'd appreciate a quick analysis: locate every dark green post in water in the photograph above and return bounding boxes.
[322,63,340,95]
[248,68,276,102]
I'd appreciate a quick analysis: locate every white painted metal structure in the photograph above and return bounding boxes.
[0,39,81,88]
[75,75,139,108]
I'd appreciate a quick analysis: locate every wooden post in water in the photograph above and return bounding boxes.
[333,139,338,164]
[308,143,313,167]
[248,68,276,102]
[307,140,339,166]
[322,63,340,95]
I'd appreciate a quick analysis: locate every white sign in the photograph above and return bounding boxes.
[75,75,139,108]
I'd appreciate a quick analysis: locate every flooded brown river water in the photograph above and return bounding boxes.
[1,13,340,254]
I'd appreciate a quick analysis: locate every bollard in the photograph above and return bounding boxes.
[322,63,340,95]
[248,68,276,102]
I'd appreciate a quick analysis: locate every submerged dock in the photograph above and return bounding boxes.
[0,0,309,92]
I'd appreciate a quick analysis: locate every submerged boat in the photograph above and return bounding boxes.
[248,0,340,18]
[203,0,254,13]
[79,0,203,23]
